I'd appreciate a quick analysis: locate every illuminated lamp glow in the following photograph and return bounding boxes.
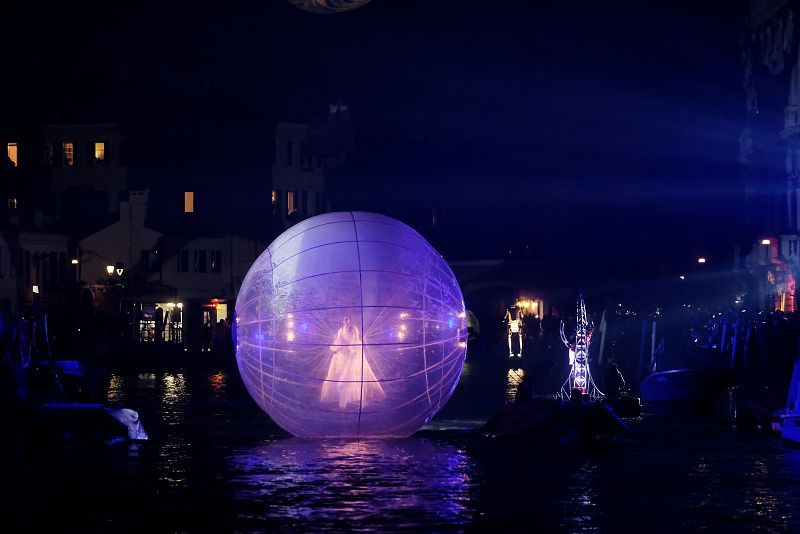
[697,258,706,264]
[106,265,114,275]
[762,239,771,245]
[71,258,79,265]
[234,212,467,438]
[32,285,39,294]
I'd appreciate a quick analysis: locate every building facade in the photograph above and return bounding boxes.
[272,122,329,225]
[741,1,800,311]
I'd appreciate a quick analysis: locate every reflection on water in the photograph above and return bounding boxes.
[209,371,228,401]
[506,368,524,404]
[560,462,599,533]
[24,367,800,532]
[229,438,476,530]
[159,373,190,489]
[107,374,126,404]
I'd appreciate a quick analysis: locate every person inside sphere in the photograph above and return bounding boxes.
[321,316,385,408]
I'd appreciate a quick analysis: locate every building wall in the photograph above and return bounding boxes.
[78,190,162,284]
[160,235,262,301]
[43,123,128,215]
[272,122,329,225]
[0,231,70,315]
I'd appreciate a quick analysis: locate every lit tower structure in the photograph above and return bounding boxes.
[559,292,603,400]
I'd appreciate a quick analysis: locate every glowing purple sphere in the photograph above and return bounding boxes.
[235,212,467,437]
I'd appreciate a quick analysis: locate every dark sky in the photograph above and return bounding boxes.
[2,0,748,277]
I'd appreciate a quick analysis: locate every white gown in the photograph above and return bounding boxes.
[320,323,385,408]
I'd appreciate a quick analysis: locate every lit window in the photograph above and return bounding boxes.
[184,191,194,213]
[63,143,74,166]
[287,190,297,215]
[7,143,18,167]
[271,190,277,205]
[94,142,105,164]
[8,197,18,210]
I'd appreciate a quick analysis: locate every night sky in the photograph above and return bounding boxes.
[2,0,747,278]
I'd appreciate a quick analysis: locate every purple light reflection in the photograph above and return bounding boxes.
[228,438,476,528]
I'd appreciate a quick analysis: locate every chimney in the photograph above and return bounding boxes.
[129,189,150,224]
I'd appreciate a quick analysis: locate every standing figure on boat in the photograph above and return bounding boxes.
[603,362,626,400]
[320,316,385,409]
[503,304,524,358]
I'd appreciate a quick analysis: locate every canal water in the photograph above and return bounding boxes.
[3,351,800,533]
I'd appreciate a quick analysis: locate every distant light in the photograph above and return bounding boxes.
[71,258,79,265]
[177,303,183,309]
[458,341,467,348]
[697,257,706,264]
[7,142,18,167]
[184,191,194,213]
[32,285,39,294]
[458,312,466,319]
[116,266,124,276]
[762,239,771,245]
[286,331,295,341]
[679,275,685,280]
[106,264,114,275]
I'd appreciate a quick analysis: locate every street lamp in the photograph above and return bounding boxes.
[697,257,707,264]
[106,264,114,276]
[115,262,124,277]
[71,258,79,265]
[762,239,771,245]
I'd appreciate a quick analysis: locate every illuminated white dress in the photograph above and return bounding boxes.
[320,322,385,408]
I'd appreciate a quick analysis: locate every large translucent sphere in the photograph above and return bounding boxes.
[235,212,467,437]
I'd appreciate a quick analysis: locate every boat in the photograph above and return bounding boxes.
[24,403,148,448]
[639,367,729,413]
[775,357,800,447]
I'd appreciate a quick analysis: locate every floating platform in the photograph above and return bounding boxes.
[480,397,630,445]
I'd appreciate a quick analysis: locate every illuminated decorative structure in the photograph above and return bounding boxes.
[503,305,523,358]
[559,292,603,400]
[234,212,468,438]
[288,0,371,14]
